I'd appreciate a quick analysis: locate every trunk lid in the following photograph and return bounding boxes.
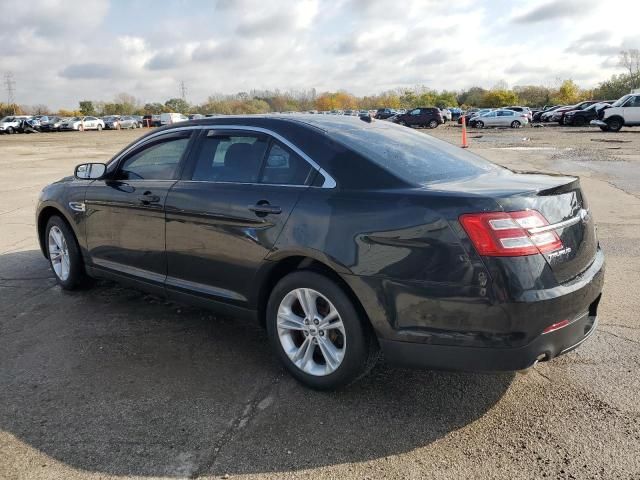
[432,171,598,283]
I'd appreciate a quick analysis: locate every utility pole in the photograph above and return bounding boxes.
[4,72,16,114]
[179,80,187,102]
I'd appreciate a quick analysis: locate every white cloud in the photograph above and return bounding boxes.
[2,0,639,110]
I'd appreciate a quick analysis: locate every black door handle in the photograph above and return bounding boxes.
[248,203,282,216]
[137,192,160,204]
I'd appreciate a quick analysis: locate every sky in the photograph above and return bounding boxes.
[1,0,639,110]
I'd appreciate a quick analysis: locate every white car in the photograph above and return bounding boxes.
[0,115,31,134]
[160,112,189,125]
[440,108,452,121]
[591,93,640,132]
[60,116,105,131]
[473,109,529,128]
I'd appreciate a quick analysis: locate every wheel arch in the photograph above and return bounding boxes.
[606,115,625,125]
[37,205,77,258]
[255,254,373,335]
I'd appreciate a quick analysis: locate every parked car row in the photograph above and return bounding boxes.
[0,112,194,134]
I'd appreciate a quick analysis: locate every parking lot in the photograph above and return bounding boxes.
[1,125,639,479]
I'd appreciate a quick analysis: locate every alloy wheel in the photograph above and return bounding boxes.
[277,288,346,376]
[48,226,70,281]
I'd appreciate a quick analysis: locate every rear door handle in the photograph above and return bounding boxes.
[138,192,160,204]
[248,204,282,216]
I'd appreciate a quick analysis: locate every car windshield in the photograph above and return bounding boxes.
[611,95,631,107]
[330,121,499,184]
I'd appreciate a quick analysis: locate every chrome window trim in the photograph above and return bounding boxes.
[111,124,337,189]
[527,209,587,235]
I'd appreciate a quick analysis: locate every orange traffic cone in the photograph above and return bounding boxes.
[461,115,469,148]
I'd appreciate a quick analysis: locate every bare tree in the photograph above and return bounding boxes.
[619,49,640,89]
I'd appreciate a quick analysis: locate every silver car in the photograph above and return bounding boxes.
[473,109,529,128]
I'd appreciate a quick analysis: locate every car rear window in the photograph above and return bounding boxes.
[329,122,498,184]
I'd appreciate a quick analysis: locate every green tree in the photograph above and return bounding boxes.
[164,97,190,113]
[79,100,96,116]
[457,87,487,107]
[592,73,635,100]
[512,85,552,107]
[143,102,166,114]
[552,80,581,105]
[481,89,519,108]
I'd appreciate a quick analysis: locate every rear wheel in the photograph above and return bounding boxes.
[97,124,102,131]
[7,127,14,134]
[510,120,521,128]
[266,271,379,390]
[45,216,91,290]
[475,120,484,128]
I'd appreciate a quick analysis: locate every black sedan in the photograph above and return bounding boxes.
[36,115,604,389]
[564,102,613,126]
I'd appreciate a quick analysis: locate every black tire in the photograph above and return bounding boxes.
[599,126,609,132]
[606,117,623,132]
[7,127,14,134]
[428,119,438,129]
[475,120,484,128]
[266,271,379,390]
[510,120,521,128]
[45,216,91,290]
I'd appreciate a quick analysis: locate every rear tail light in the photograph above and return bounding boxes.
[459,210,563,256]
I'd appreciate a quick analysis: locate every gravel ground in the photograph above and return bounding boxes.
[1,126,639,480]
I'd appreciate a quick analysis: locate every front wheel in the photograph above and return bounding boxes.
[428,119,439,129]
[97,124,103,131]
[606,118,623,132]
[46,216,91,290]
[7,127,14,134]
[510,120,521,128]
[266,271,379,390]
[475,120,484,128]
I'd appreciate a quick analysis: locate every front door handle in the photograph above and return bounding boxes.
[138,192,160,204]
[248,203,282,216]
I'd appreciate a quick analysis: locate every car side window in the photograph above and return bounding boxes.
[498,111,513,116]
[191,132,268,183]
[260,142,313,186]
[626,96,640,108]
[118,135,190,180]
[410,109,420,115]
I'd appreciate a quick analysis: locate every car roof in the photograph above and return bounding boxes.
[157,114,397,135]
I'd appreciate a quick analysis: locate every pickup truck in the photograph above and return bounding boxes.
[591,94,640,131]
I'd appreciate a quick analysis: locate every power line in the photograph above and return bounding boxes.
[4,72,16,112]
[179,80,187,102]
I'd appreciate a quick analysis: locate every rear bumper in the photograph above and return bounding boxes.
[374,248,604,371]
[381,309,598,371]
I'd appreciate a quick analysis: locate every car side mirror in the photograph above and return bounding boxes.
[75,163,106,180]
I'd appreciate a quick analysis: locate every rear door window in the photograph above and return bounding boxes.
[260,142,313,186]
[191,132,268,183]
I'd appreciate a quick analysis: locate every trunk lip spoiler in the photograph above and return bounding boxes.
[527,208,589,235]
